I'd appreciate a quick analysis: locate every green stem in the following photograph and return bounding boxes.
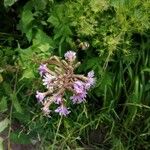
[51,116,63,150]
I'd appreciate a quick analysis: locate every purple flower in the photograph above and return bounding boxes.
[36,91,45,102]
[85,78,95,89]
[55,105,70,116]
[39,64,48,76]
[73,80,85,94]
[85,70,95,90]
[87,70,94,78]
[42,73,56,88]
[70,91,87,104]
[54,95,62,104]
[64,51,76,62]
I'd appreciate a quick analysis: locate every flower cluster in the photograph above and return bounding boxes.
[36,51,95,117]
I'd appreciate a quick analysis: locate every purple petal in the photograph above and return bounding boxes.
[42,73,56,89]
[38,64,48,76]
[85,71,95,90]
[73,80,85,94]
[85,78,95,90]
[54,95,62,104]
[70,91,87,104]
[36,91,45,102]
[55,105,70,116]
[87,70,94,78]
[64,51,76,62]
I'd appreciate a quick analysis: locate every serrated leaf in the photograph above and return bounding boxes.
[0,118,9,133]
[4,0,17,7]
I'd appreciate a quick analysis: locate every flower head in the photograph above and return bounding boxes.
[36,52,96,117]
[55,104,70,116]
[36,91,45,102]
[64,51,76,62]
[39,64,48,76]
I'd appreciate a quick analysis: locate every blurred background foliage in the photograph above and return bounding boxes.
[0,0,150,149]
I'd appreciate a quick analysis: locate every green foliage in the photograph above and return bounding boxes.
[4,0,17,7]
[10,132,31,144]
[0,97,8,112]
[0,0,150,149]
[0,118,9,133]
[0,137,4,150]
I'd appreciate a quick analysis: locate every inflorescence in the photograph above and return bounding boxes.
[36,51,95,117]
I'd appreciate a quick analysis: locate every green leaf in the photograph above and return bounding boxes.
[25,29,33,42]
[22,9,33,25]
[80,57,100,71]
[0,118,9,133]
[4,0,17,7]
[13,111,31,124]
[10,132,31,144]
[34,29,53,45]
[0,74,3,83]
[47,16,60,27]
[0,137,4,150]
[38,43,51,52]
[0,96,7,112]
[10,93,23,113]
[19,7,34,41]
[21,68,35,80]
[141,68,150,72]
[34,0,47,10]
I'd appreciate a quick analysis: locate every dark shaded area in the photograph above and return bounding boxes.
[0,0,30,48]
